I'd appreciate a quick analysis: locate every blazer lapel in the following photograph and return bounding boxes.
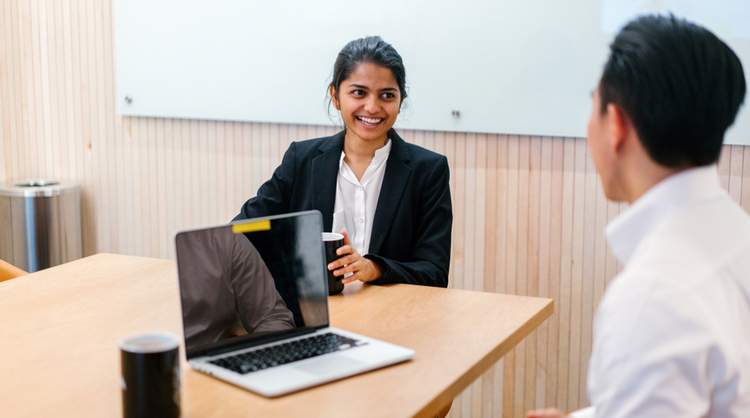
[312,132,345,232]
[369,134,411,254]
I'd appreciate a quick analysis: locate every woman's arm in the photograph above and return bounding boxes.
[233,142,298,221]
[367,156,452,287]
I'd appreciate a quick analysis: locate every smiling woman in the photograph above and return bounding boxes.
[234,36,453,291]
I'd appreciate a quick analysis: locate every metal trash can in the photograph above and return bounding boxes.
[0,180,82,272]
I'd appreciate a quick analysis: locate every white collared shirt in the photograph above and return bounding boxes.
[588,165,750,418]
[331,140,392,255]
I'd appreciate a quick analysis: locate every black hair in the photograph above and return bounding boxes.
[599,14,746,168]
[328,36,407,136]
[330,36,407,101]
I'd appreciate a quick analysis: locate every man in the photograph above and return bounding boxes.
[529,14,749,418]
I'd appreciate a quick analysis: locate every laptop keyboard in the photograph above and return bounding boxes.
[209,332,364,374]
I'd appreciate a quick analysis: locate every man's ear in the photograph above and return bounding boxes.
[607,103,633,155]
[329,86,340,110]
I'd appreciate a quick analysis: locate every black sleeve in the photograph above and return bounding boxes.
[365,156,452,287]
[233,142,297,221]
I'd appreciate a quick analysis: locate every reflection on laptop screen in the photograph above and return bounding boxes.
[175,212,329,357]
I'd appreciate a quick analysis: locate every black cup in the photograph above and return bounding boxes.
[323,232,345,295]
[120,333,181,418]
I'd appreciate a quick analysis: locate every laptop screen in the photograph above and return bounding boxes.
[175,211,329,358]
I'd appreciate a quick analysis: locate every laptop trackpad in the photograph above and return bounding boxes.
[293,355,365,376]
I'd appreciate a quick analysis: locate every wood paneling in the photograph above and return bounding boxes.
[2,1,749,416]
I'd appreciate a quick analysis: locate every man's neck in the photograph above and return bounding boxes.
[622,154,683,204]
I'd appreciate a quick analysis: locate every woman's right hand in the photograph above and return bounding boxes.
[327,231,384,284]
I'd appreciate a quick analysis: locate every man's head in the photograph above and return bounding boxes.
[588,15,746,201]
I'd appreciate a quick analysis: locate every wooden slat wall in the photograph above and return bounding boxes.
[2,1,749,416]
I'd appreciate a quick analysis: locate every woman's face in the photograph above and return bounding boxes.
[330,62,401,146]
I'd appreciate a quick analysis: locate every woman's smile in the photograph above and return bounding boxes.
[356,116,384,126]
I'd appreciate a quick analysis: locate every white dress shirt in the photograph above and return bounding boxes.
[331,140,392,256]
[587,165,750,418]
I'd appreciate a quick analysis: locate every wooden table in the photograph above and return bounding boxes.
[0,253,553,417]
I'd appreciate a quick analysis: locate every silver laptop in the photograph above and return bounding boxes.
[174,210,414,397]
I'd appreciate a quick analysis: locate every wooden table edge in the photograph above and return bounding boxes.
[416,297,554,418]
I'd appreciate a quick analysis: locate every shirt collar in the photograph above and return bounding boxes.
[605,165,724,265]
[338,138,393,168]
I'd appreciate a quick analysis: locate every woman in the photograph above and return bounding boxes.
[234,36,452,288]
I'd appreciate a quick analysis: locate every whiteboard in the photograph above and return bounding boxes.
[113,0,750,145]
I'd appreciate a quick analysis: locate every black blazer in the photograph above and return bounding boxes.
[234,131,452,287]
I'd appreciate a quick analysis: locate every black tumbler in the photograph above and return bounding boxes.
[120,333,181,418]
[323,232,345,295]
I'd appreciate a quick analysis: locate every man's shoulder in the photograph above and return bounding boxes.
[591,205,750,416]
[629,195,750,278]
[598,194,750,339]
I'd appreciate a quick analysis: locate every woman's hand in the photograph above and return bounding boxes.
[327,230,384,284]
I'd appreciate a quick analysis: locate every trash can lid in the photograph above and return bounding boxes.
[0,180,81,197]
